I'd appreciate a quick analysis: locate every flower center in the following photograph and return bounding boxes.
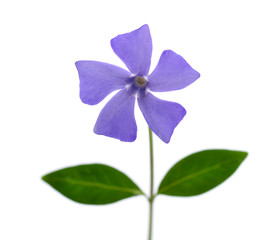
[126,75,149,98]
[135,76,147,87]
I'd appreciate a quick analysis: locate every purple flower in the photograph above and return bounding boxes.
[75,25,200,143]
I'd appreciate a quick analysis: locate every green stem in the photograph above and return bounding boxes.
[148,127,154,240]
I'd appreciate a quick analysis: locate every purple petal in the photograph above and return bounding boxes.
[75,61,131,105]
[94,89,137,142]
[111,24,152,76]
[138,92,186,143]
[148,50,200,92]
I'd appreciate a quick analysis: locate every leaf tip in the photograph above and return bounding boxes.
[237,150,249,162]
[41,174,46,182]
[41,173,51,184]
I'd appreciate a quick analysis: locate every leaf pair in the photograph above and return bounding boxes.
[42,150,248,204]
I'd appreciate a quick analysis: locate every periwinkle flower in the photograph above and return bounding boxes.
[75,25,200,143]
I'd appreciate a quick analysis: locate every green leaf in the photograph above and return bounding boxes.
[42,164,144,204]
[158,149,247,197]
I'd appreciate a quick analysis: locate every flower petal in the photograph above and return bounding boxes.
[94,89,137,142]
[138,92,186,143]
[111,24,152,76]
[148,50,200,92]
[75,61,130,105]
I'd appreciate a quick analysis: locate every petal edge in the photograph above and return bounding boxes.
[148,50,200,92]
[138,92,186,143]
[94,89,137,142]
[75,61,130,105]
[111,24,152,76]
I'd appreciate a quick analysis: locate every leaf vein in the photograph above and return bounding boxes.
[54,177,142,195]
[159,164,221,194]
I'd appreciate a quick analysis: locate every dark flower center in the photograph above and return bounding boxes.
[135,76,147,87]
[126,75,149,98]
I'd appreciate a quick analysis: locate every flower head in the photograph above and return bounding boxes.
[75,25,200,143]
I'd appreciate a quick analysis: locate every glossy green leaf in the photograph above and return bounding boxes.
[42,164,144,204]
[158,149,247,196]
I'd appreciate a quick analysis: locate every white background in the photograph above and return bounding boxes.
[1,0,280,239]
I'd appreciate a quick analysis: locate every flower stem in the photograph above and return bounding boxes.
[148,127,154,240]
